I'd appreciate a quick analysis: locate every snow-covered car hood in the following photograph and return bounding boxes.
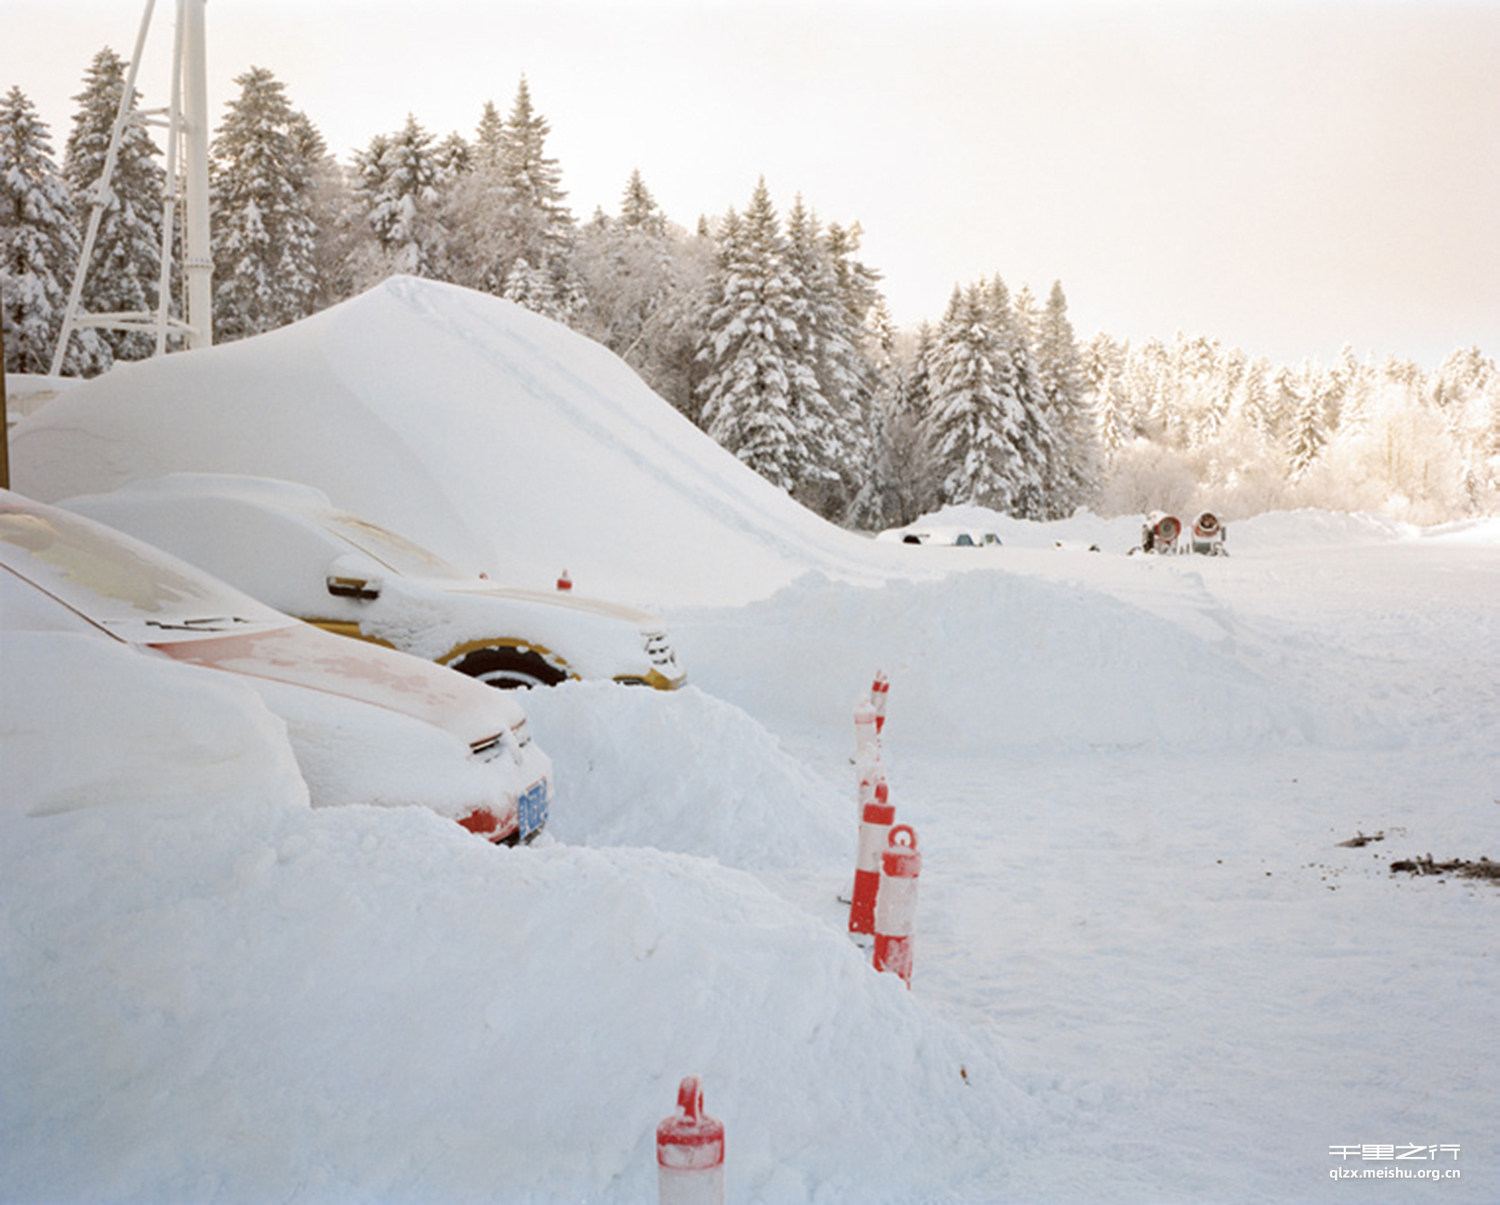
[152,622,527,747]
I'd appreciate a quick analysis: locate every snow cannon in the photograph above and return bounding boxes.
[849,776,895,939]
[870,669,890,736]
[657,1075,725,1205]
[1141,512,1182,554]
[1191,512,1227,556]
[874,825,922,987]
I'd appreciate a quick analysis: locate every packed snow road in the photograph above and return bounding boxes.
[669,516,1499,1202]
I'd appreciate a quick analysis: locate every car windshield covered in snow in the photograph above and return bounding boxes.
[320,511,470,581]
[0,505,285,642]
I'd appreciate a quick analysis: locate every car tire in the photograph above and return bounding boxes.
[450,647,567,690]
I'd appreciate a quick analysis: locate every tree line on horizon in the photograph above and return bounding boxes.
[3,56,1496,527]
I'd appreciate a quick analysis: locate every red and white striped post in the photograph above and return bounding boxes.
[656,1075,725,1205]
[853,692,879,774]
[848,776,895,937]
[873,825,921,987]
[870,670,889,736]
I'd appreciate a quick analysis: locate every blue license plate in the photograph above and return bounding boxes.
[517,780,549,841]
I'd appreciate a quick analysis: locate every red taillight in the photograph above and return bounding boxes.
[457,808,499,836]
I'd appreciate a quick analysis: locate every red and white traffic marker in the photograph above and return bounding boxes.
[848,776,895,937]
[656,1075,725,1205]
[870,670,890,736]
[556,569,573,591]
[873,825,922,987]
[853,692,879,772]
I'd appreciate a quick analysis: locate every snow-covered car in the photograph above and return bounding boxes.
[62,474,687,691]
[876,525,1002,548]
[0,490,552,843]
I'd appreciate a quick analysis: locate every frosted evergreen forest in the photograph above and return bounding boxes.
[3,62,1497,528]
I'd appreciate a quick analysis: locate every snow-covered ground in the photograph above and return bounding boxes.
[4,282,1497,1202]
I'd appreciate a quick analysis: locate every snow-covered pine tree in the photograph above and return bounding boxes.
[815,219,887,518]
[351,115,447,280]
[844,296,916,530]
[209,66,321,342]
[869,321,942,523]
[619,168,666,237]
[572,170,709,418]
[473,101,504,172]
[494,77,578,316]
[1035,280,1099,515]
[1,87,107,374]
[779,195,850,513]
[982,276,1051,517]
[695,184,816,492]
[445,80,579,316]
[433,131,472,187]
[1287,363,1329,480]
[899,321,939,424]
[289,111,359,313]
[924,282,1029,510]
[63,46,164,363]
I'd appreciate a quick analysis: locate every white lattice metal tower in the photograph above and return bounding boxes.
[51,0,212,374]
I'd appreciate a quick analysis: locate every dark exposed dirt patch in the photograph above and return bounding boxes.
[1388,854,1499,883]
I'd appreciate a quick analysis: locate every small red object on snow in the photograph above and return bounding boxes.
[556,570,572,592]
[656,1075,725,1205]
[874,824,921,987]
[870,670,889,735]
[849,776,895,936]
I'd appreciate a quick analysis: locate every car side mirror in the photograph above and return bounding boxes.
[326,554,382,601]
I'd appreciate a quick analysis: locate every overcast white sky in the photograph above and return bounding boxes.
[5,0,1498,367]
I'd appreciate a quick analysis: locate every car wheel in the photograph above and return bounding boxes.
[450,647,567,690]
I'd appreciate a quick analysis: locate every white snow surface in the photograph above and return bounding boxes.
[5,280,1498,1202]
[11,277,900,609]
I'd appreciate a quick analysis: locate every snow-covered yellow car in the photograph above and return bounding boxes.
[63,474,686,691]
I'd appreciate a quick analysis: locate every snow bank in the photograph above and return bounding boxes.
[3,796,1029,1203]
[0,631,307,821]
[673,570,1313,753]
[520,681,851,871]
[1227,508,1416,551]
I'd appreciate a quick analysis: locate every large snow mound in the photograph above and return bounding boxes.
[11,276,893,608]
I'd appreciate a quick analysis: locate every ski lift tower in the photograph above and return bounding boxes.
[51,0,212,374]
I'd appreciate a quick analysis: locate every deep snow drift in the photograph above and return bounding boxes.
[11,276,904,609]
[5,281,1497,1203]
